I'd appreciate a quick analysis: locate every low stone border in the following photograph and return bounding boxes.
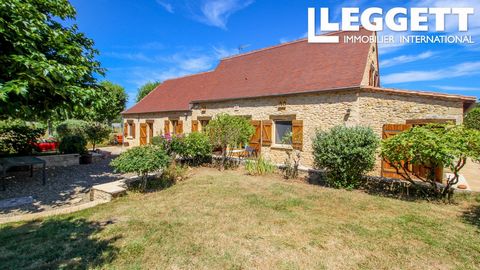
[0,200,108,224]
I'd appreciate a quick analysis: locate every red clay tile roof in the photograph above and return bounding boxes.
[123,29,373,114]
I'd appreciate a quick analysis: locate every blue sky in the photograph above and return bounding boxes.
[70,0,480,108]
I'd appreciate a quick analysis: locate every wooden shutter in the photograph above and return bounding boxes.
[164,120,170,135]
[148,123,154,143]
[381,124,412,179]
[261,120,272,146]
[176,120,183,134]
[192,120,199,132]
[292,120,303,150]
[131,123,136,138]
[140,123,147,145]
[250,120,262,153]
[124,123,128,137]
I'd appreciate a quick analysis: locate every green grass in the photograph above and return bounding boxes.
[1,168,479,269]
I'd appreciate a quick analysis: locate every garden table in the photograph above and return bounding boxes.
[0,156,46,191]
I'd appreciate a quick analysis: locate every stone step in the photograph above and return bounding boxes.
[90,181,127,202]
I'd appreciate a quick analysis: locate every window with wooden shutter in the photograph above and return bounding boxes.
[164,120,170,135]
[292,120,303,150]
[192,120,199,132]
[176,120,183,134]
[131,122,136,138]
[261,120,272,146]
[124,123,128,137]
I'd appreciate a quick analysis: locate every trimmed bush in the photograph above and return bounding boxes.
[84,122,111,151]
[313,126,379,188]
[56,119,88,139]
[110,145,170,190]
[464,106,480,131]
[58,135,87,154]
[245,156,276,176]
[0,120,45,156]
[177,132,212,165]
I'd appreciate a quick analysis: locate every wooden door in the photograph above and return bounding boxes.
[381,124,412,179]
[249,120,261,154]
[140,123,148,145]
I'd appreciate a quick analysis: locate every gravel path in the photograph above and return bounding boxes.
[0,153,128,218]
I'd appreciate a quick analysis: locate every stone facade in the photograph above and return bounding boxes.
[123,89,466,176]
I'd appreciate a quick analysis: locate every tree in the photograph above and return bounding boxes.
[313,126,379,188]
[110,145,170,190]
[92,81,127,123]
[205,114,254,170]
[136,81,160,103]
[0,120,45,155]
[464,106,480,131]
[381,124,480,200]
[84,122,111,151]
[0,0,104,120]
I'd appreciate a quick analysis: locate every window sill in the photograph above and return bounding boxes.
[270,144,293,150]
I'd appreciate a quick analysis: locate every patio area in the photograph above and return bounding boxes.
[0,147,128,218]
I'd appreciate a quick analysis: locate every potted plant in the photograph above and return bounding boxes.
[58,135,92,164]
[79,148,93,164]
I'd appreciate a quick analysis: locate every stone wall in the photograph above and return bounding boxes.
[36,154,80,167]
[191,90,360,166]
[124,89,465,177]
[123,111,192,147]
[357,90,464,174]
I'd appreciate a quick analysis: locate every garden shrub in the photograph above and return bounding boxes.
[58,135,87,154]
[177,132,212,165]
[110,145,170,190]
[245,156,276,176]
[283,150,301,179]
[0,120,45,156]
[464,106,480,131]
[151,134,183,157]
[381,124,480,200]
[84,122,111,151]
[160,163,188,185]
[205,113,254,170]
[56,119,88,139]
[313,126,379,189]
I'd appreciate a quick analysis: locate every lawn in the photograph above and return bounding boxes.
[1,168,479,269]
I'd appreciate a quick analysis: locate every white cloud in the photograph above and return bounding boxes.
[432,85,480,91]
[177,55,214,72]
[104,52,154,62]
[213,46,238,58]
[197,0,254,29]
[156,0,174,13]
[382,61,480,84]
[380,51,436,68]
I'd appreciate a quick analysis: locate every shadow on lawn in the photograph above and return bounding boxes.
[462,203,480,230]
[305,171,444,202]
[0,217,120,269]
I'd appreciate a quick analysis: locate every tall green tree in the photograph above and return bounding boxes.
[136,81,160,103]
[92,81,127,123]
[0,0,104,120]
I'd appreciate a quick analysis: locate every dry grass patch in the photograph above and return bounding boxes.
[1,167,479,269]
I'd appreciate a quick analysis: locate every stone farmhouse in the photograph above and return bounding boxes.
[122,28,476,178]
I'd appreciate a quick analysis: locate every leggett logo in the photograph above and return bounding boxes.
[308,7,475,44]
